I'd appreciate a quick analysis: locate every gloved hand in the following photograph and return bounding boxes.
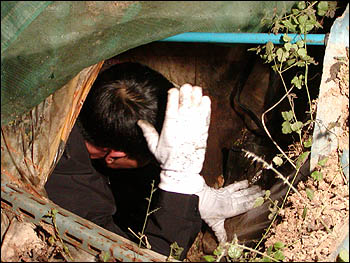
[196,180,265,243]
[137,84,210,194]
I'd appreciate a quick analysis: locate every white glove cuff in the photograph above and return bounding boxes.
[158,170,205,195]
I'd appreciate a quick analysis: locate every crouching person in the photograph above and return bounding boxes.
[45,62,264,260]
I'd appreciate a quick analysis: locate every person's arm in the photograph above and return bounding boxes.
[138,84,264,257]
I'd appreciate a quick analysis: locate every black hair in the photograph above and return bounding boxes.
[78,62,173,162]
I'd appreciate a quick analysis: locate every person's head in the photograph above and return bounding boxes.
[78,62,173,169]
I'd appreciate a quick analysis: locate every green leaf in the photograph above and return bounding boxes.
[274,241,285,250]
[267,245,273,255]
[305,22,314,32]
[298,15,308,25]
[276,48,287,62]
[291,75,302,89]
[318,157,328,167]
[284,42,292,51]
[292,8,299,15]
[273,250,285,261]
[203,255,216,262]
[282,121,292,134]
[283,34,292,43]
[267,54,274,63]
[291,43,299,51]
[282,20,297,32]
[303,138,312,148]
[311,171,323,181]
[266,41,274,54]
[261,256,273,262]
[276,48,283,61]
[296,61,306,67]
[306,188,314,200]
[296,151,310,168]
[271,64,279,72]
[296,40,305,48]
[228,245,242,259]
[317,1,328,16]
[286,58,296,66]
[337,249,349,262]
[273,156,283,166]
[292,15,300,25]
[291,121,303,132]
[281,110,293,121]
[297,48,307,58]
[247,47,258,51]
[169,242,184,260]
[302,206,308,219]
[213,246,223,256]
[254,197,265,208]
[265,190,271,199]
[297,1,306,10]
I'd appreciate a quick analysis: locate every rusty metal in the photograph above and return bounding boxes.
[1,183,173,262]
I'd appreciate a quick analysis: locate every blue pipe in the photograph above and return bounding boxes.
[159,32,326,45]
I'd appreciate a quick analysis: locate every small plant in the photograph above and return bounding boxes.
[44,208,73,261]
[167,242,184,261]
[128,180,160,249]
[203,234,285,262]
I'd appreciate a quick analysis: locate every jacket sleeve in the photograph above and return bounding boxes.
[145,189,202,260]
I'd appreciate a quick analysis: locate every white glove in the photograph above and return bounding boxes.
[137,84,211,194]
[196,180,265,243]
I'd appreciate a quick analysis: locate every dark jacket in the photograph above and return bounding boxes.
[45,123,201,259]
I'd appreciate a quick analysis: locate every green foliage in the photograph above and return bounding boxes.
[311,170,323,181]
[296,151,310,168]
[302,205,308,219]
[317,1,328,16]
[303,137,312,148]
[227,244,243,259]
[305,188,314,200]
[203,255,216,262]
[318,157,328,167]
[129,180,160,251]
[264,242,286,261]
[217,2,337,262]
[168,242,184,261]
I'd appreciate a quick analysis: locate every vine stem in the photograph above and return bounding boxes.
[139,180,157,248]
[304,48,314,122]
[277,66,303,145]
[254,162,304,250]
[261,85,297,169]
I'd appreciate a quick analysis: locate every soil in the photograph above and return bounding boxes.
[261,49,349,263]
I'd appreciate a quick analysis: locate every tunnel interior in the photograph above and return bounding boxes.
[92,40,326,243]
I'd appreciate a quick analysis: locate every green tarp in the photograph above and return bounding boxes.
[1,1,296,126]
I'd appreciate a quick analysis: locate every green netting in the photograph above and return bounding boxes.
[1,1,296,126]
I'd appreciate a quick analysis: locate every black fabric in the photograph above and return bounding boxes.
[45,123,202,259]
